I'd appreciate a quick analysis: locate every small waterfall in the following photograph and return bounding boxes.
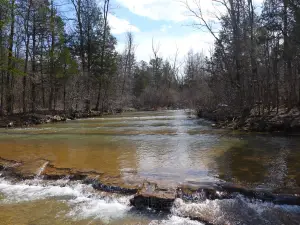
[35,161,49,179]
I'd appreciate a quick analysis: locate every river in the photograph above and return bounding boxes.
[0,110,299,224]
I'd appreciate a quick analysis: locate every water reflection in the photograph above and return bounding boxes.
[0,110,299,191]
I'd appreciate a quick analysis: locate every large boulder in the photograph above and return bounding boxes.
[52,115,62,122]
[130,182,176,211]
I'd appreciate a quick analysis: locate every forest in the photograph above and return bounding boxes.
[0,0,300,125]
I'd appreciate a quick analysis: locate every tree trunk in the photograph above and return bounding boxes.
[95,82,101,111]
[31,11,36,113]
[6,0,15,115]
[63,82,66,112]
[23,0,31,113]
[48,0,55,111]
[283,0,292,109]
[40,35,45,108]
[95,0,110,110]
[0,14,4,114]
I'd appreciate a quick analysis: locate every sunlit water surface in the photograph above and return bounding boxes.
[0,110,299,224]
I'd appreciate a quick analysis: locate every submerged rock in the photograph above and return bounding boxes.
[1,155,300,217]
[0,157,20,170]
[13,159,49,179]
[130,182,177,211]
[84,177,138,195]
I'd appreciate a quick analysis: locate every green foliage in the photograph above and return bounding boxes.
[0,0,10,28]
[56,47,79,79]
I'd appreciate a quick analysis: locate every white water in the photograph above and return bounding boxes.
[0,177,299,224]
[0,178,131,223]
[150,216,203,225]
[35,161,49,178]
[171,197,300,225]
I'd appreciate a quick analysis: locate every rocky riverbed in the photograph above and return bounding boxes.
[1,157,300,219]
[198,107,300,133]
[0,110,105,128]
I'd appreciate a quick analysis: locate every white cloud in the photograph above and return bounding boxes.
[160,25,172,32]
[108,14,140,35]
[114,0,265,62]
[115,0,186,22]
[115,0,265,22]
[117,30,214,70]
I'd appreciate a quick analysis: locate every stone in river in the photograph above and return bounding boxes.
[12,159,49,179]
[0,157,20,170]
[130,182,176,211]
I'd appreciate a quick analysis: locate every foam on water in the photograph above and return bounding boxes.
[149,216,204,225]
[35,161,49,178]
[171,197,300,225]
[0,178,300,224]
[0,178,84,202]
[67,196,129,223]
[0,178,131,223]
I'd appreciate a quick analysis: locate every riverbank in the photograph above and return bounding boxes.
[0,107,181,128]
[198,107,300,133]
[0,110,109,128]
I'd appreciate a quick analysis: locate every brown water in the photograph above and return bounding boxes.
[0,110,300,224]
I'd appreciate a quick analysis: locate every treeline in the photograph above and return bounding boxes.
[0,0,185,115]
[184,0,300,117]
[2,0,298,117]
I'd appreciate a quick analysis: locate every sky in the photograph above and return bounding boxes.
[60,0,264,64]
[108,0,264,64]
[109,0,220,63]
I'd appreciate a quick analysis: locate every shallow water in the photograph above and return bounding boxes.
[0,110,300,224]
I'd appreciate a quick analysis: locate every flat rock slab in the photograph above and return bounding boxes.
[13,159,49,179]
[130,182,177,211]
[0,157,20,170]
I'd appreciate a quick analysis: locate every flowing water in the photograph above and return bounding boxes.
[0,110,300,224]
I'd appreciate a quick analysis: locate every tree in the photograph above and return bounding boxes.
[6,0,16,114]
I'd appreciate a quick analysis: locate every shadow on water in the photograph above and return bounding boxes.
[215,136,300,192]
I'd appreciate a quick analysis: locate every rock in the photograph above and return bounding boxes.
[27,114,46,125]
[45,115,52,123]
[68,113,76,120]
[123,108,136,112]
[115,108,123,114]
[290,118,300,131]
[85,178,138,195]
[42,165,72,180]
[130,182,176,211]
[90,111,101,117]
[11,159,49,179]
[0,157,20,170]
[43,165,93,181]
[52,115,61,122]
[60,115,67,122]
[7,121,14,128]
[273,194,300,206]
